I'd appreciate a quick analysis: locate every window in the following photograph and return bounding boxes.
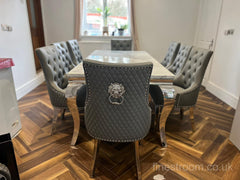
[82,0,131,36]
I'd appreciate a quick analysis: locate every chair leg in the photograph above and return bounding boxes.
[153,106,158,132]
[51,107,62,135]
[180,108,184,119]
[90,139,100,178]
[135,141,142,180]
[61,109,66,120]
[154,106,161,132]
[189,107,195,131]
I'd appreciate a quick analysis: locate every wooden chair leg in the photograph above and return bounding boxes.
[61,109,66,120]
[90,139,100,178]
[135,141,142,180]
[189,107,195,131]
[51,107,62,135]
[153,106,158,132]
[180,108,184,119]
[139,140,142,146]
[154,106,161,132]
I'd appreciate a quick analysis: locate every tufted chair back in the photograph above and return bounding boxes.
[111,39,132,51]
[161,42,180,67]
[83,60,153,142]
[36,46,68,107]
[168,44,192,75]
[52,42,75,72]
[66,39,83,65]
[173,47,213,90]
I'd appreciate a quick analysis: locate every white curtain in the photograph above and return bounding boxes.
[74,0,83,40]
[130,0,139,50]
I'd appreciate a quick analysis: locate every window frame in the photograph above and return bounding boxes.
[81,0,131,38]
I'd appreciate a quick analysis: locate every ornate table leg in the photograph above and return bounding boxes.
[159,98,175,147]
[66,82,83,146]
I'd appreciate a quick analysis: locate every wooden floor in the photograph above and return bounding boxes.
[13,83,240,180]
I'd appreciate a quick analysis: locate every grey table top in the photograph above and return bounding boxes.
[67,50,174,82]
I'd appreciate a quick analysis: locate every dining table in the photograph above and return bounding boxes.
[65,50,175,147]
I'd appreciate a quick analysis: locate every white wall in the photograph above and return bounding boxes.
[41,0,75,45]
[0,0,44,99]
[134,0,200,62]
[40,0,200,60]
[37,0,240,108]
[204,0,240,108]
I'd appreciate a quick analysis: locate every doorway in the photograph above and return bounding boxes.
[26,0,45,71]
[194,0,223,85]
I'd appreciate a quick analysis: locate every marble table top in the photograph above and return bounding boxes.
[67,50,174,83]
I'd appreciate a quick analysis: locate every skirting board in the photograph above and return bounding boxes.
[16,71,45,100]
[230,138,240,151]
[205,80,238,109]
[229,97,240,150]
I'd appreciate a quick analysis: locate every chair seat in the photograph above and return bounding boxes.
[149,84,164,106]
[149,84,185,106]
[171,85,185,94]
[76,84,87,108]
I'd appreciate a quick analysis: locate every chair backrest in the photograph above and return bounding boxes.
[168,44,192,75]
[173,47,213,89]
[111,39,132,51]
[36,46,68,107]
[83,60,153,142]
[161,42,180,67]
[52,42,75,72]
[66,39,83,65]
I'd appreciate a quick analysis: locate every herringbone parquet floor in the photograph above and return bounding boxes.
[13,83,240,180]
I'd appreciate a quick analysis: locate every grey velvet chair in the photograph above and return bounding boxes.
[150,47,213,129]
[161,42,180,67]
[111,39,132,51]
[66,39,83,65]
[168,44,192,75]
[36,45,86,134]
[52,41,76,71]
[83,60,153,180]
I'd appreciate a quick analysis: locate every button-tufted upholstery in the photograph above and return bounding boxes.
[52,42,76,72]
[36,45,86,108]
[67,39,83,65]
[161,42,180,67]
[173,47,213,107]
[168,44,192,75]
[111,39,132,51]
[150,47,213,108]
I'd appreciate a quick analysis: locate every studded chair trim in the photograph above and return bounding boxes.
[67,39,83,65]
[168,44,192,75]
[161,42,180,67]
[83,60,153,142]
[111,39,132,51]
[52,42,75,72]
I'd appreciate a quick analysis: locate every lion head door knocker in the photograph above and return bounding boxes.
[108,83,125,105]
